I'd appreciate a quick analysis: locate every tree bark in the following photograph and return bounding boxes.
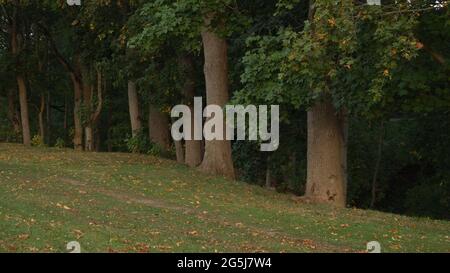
[198,17,235,180]
[17,76,31,146]
[10,8,30,146]
[181,55,202,167]
[149,104,170,150]
[127,80,142,138]
[305,97,347,207]
[7,88,21,136]
[46,91,51,145]
[174,140,185,164]
[71,73,83,151]
[82,67,103,152]
[38,93,45,141]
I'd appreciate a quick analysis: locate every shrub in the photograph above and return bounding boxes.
[31,135,46,147]
[125,130,150,153]
[54,138,66,149]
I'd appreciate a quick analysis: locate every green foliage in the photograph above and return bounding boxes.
[31,135,46,147]
[125,130,150,154]
[405,179,450,219]
[54,138,66,149]
[148,142,175,159]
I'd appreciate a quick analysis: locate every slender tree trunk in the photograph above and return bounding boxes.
[83,69,103,152]
[127,80,142,138]
[63,91,69,144]
[148,104,170,150]
[10,11,30,146]
[82,64,94,151]
[7,88,21,136]
[181,55,202,167]
[198,16,235,180]
[305,97,347,207]
[370,121,385,208]
[46,91,51,145]
[38,93,45,141]
[17,76,31,146]
[107,104,113,153]
[71,74,83,151]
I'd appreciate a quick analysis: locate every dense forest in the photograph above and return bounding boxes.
[0,0,448,220]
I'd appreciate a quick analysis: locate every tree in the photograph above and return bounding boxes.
[1,0,32,145]
[239,0,425,207]
[198,14,235,179]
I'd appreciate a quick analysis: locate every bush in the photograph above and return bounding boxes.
[125,130,150,153]
[405,178,450,220]
[54,138,66,149]
[31,135,46,147]
[148,142,175,159]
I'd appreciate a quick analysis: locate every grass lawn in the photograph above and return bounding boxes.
[0,143,448,253]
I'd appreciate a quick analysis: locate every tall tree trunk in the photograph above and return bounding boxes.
[82,64,94,151]
[46,91,51,145]
[7,88,21,136]
[181,55,202,167]
[17,76,31,146]
[63,91,70,145]
[10,9,30,146]
[305,97,347,207]
[127,80,142,138]
[71,73,83,151]
[83,68,103,152]
[198,16,235,180]
[38,93,45,141]
[148,104,170,150]
[107,103,113,153]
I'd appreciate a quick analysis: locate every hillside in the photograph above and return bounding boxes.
[0,143,448,253]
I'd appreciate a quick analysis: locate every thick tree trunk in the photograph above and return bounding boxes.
[149,104,170,150]
[198,18,235,180]
[7,88,21,136]
[181,56,202,167]
[305,97,347,207]
[174,140,185,164]
[17,76,31,146]
[127,81,142,137]
[38,93,45,141]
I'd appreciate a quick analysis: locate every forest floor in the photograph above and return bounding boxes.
[0,143,448,253]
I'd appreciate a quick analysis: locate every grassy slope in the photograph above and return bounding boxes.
[0,143,448,253]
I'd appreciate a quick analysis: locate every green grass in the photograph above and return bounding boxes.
[0,143,448,253]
